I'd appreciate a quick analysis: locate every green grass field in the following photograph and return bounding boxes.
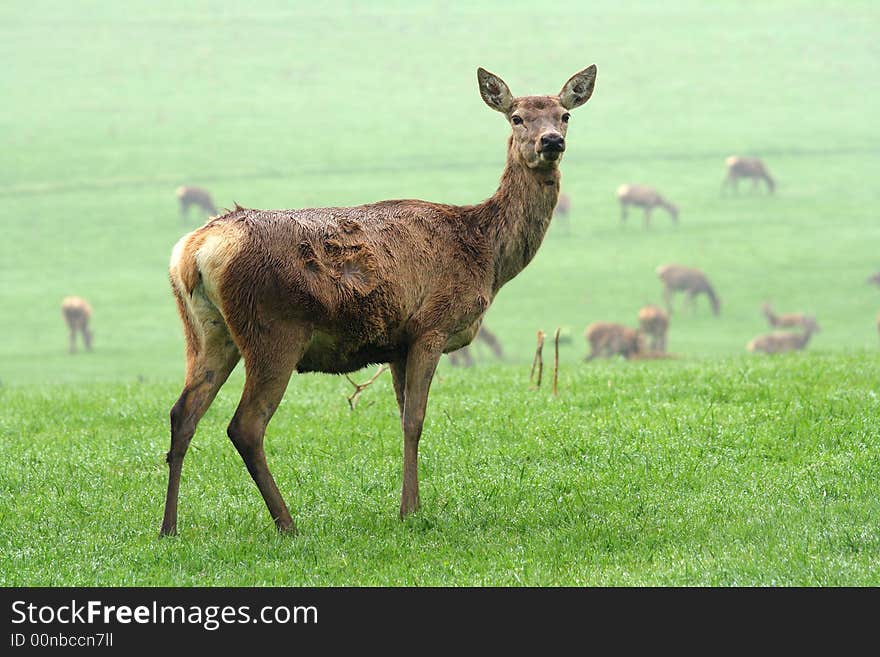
[1,1,879,585]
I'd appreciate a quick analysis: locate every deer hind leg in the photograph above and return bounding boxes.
[67,322,77,354]
[226,322,310,533]
[399,334,444,518]
[620,202,628,222]
[390,358,407,416]
[161,320,240,537]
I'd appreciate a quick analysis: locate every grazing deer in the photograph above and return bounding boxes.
[160,65,598,536]
[656,264,720,316]
[448,325,505,367]
[746,323,818,354]
[176,186,218,222]
[638,304,669,353]
[61,296,93,354]
[761,302,820,332]
[722,156,774,194]
[584,322,643,361]
[867,272,880,287]
[617,184,678,226]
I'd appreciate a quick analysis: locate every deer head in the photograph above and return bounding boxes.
[478,65,597,170]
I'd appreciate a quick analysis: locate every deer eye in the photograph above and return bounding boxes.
[511,115,523,126]
[561,113,571,123]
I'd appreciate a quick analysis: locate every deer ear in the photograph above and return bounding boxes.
[477,67,514,114]
[559,65,597,110]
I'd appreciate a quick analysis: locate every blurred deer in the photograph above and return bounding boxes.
[761,302,820,332]
[722,156,774,194]
[656,264,720,316]
[448,325,505,367]
[867,272,880,287]
[176,186,218,222]
[584,322,643,360]
[61,296,93,354]
[553,192,571,233]
[617,184,678,226]
[638,304,669,353]
[746,324,818,354]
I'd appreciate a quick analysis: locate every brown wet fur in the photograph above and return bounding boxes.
[159,65,598,536]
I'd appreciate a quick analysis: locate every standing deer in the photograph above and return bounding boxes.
[617,184,678,227]
[583,322,643,361]
[656,264,720,316]
[176,185,218,222]
[61,296,93,354]
[638,304,669,353]
[746,323,818,354]
[553,192,571,233]
[160,65,598,536]
[761,302,820,332]
[447,325,505,367]
[722,156,774,194]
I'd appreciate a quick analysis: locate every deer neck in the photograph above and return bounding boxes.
[482,142,560,293]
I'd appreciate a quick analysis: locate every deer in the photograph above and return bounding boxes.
[583,322,643,361]
[617,184,678,227]
[176,185,218,222]
[638,304,669,353]
[722,156,774,194]
[447,325,505,367]
[761,302,820,332]
[61,296,93,354]
[746,323,818,354]
[159,64,598,537]
[656,263,720,316]
[552,192,572,233]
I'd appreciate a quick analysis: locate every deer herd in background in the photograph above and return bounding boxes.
[581,155,840,360]
[62,160,879,362]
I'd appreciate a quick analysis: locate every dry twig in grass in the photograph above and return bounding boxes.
[345,365,389,410]
[530,330,546,389]
[553,327,560,396]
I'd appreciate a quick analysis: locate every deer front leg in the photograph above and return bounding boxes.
[399,334,443,518]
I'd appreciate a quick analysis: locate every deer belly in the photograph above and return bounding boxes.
[296,331,402,374]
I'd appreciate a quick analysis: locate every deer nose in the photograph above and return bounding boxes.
[540,133,565,152]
